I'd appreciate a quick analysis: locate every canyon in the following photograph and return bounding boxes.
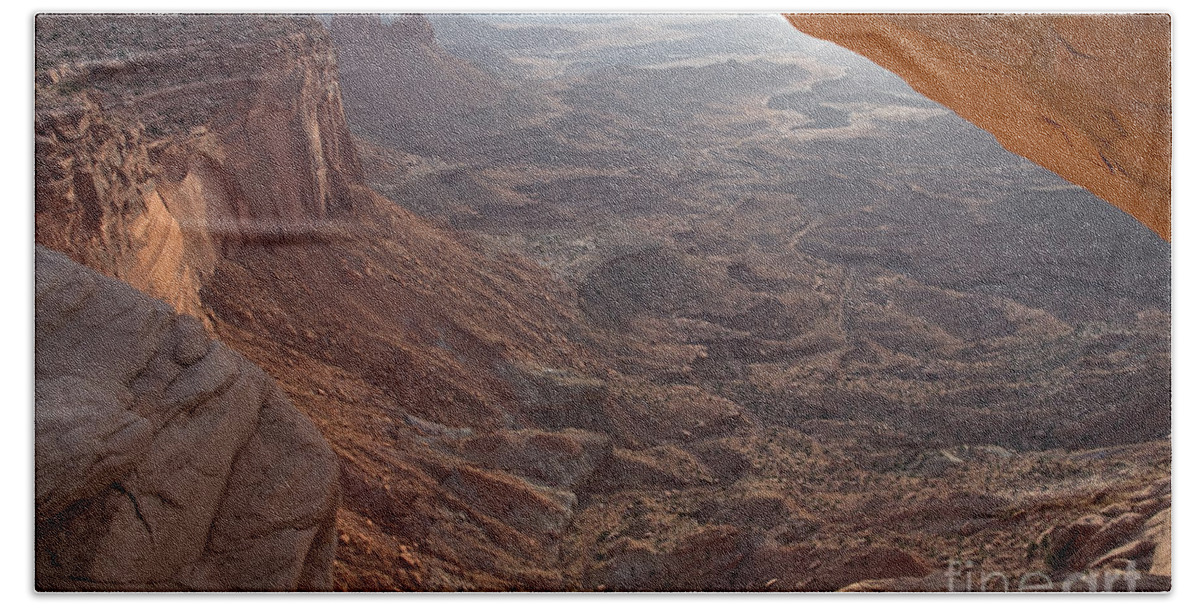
[34,14,1170,591]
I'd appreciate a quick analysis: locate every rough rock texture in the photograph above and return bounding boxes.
[35,101,212,320]
[36,15,611,590]
[35,15,369,323]
[35,245,339,591]
[833,475,1172,592]
[786,13,1171,240]
[1037,477,1170,578]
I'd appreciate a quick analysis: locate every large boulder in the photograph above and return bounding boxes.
[35,245,339,591]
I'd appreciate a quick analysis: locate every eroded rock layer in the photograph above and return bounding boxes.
[786,13,1171,240]
[35,15,368,322]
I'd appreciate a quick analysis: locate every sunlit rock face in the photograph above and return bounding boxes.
[35,15,368,324]
[786,13,1171,240]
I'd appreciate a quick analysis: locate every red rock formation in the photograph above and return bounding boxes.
[35,101,212,320]
[35,13,1172,592]
[786,13,1171,240]
[1038,477,1170,577]
[36,15,369,323]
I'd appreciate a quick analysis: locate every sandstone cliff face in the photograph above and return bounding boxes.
[35,101,212,320]
[35,246,340,591]
[36,15,368,321]
[34,16,360,588]
[786,14,1171,240]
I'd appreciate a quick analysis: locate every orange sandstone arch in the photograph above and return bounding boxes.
[786,13,1171,241]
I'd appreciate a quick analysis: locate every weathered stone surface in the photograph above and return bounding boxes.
[797,547,931,592]
[1040,513,1107,571]
[35,16,369,325]
[1036,477,1170,580]
[1073,512,1147,570]
[35,245,339,591]
[786,14,1171,240]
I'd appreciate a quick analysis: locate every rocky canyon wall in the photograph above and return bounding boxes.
[34,15,358,588]
[35,15,607,589]
[34,13,1173,592]
[36,15,369,322]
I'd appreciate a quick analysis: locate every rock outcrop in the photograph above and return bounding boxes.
[35,245,340,590]
[35,101,212,320]
[1037,477,1170,578]
[35,15,369,323]
[786,13,1171,240]
[35,13,1172,592]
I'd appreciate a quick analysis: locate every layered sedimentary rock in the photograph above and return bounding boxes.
[35,15,368,322]
[786,13,1171,240]
[1037,477,1170,578]
[35,101,211,319]
[35,18,360,587]
[35,246,340,591]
